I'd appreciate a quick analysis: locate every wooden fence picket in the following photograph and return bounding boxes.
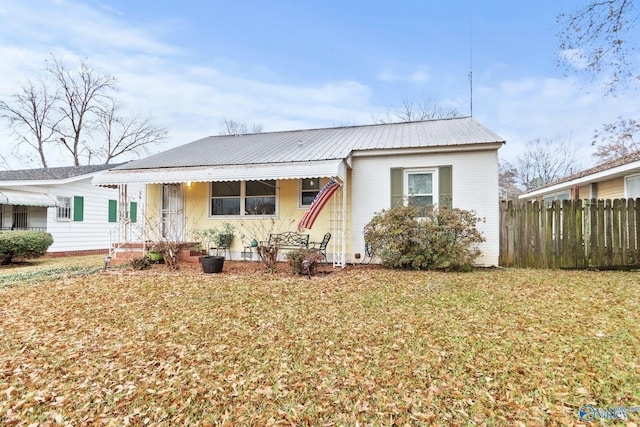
[499,198,640,268]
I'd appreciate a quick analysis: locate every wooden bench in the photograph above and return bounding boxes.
[265,231,309,251]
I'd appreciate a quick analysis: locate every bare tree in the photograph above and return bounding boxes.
[0,79,60,168]
[558,2,640,163]
[0,55,166,167]
[0,153,11,170]
[557,0,639,94]
[48,56,116,166]
[498,160,522,200]
[219,118,263,135]
[96,98,168,164]
[592,116,640,163]
[373,98,463,124]
[512,137,582,191]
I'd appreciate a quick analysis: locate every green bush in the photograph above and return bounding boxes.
[0,231,54,265]
[363,205,485,271]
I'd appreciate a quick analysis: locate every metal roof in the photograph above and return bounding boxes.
[0,164,122,183]
[519,151,640,199]
[112,117,504,171]
[93,118,504,186]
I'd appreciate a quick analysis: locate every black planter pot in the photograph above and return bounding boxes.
[201,255,225,273]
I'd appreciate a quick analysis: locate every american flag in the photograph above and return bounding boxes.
[297,178,341,230]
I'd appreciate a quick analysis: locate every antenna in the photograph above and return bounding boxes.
[468,21,473,117]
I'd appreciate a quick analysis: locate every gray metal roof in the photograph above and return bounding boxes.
[0,163,123,182]
[114,117,504,171]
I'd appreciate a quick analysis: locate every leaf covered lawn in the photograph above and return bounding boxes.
[0,261,639,426]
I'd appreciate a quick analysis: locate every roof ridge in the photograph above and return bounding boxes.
[201,116,475,138]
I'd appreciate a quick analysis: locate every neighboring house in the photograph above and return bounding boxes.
[0,164,142,255]
[519,150,640,204]
[94,118,505,266]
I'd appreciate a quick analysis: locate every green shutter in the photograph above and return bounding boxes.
[73,196,84,221]
[390,168,404,207]
[438,165,453,209]
[129,202,137,223]
[108,199,117,223]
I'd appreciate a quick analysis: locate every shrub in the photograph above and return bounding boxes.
[131,256,152,270]
[0,231,54,265]
[286,248,325,275]
[363,205,485,271]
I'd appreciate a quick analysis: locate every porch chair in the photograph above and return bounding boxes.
[309,233,331,262]
[361,242,375,264]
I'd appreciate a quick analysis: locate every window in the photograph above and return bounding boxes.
[300,178,320,207]
[211,180,277,216]
[405,170,437,207]
[13,206,28,229]
[625,174,640,198]
[246,180,276,215]
[391,166,452,210]
[56,196,71,220]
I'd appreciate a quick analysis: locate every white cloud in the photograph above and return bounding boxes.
[2,0,638,174]
[476,74,640,167]
[0,0,380,167]
[376,67,431,84]
[409,71,430,83]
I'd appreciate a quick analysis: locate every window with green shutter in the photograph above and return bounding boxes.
[73,196,84,221]
[390,166,453,210]
[129,201,137,223]
[108,200,117,223]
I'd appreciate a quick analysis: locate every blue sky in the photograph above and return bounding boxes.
[1,0,639,169]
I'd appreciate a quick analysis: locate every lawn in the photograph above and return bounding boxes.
[1,257,639,426]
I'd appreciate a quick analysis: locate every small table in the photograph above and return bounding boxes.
[242,246,255,261]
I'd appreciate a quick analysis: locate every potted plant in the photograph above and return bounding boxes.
[192,228,217,255]
[147,242,165,263]
[201,253,225,273]
[214,222,235,248]
[194,223,235,273]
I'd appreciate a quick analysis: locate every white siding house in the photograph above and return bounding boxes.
[350,149,500,267]
[0,165,143,255]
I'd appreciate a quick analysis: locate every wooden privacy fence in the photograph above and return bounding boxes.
[500,198,640,268]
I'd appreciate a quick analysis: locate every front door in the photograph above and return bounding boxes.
[161,184,184,241]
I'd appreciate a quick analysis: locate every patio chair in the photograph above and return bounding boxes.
[309,233,331,262]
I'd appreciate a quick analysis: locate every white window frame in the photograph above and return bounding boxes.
[56,195,72,221]
[625,174,640,199]
[299,178,321,208]
[404,168,438,208]
[209,180,279,218]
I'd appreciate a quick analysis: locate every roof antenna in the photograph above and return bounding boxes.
[468,20,473,117]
